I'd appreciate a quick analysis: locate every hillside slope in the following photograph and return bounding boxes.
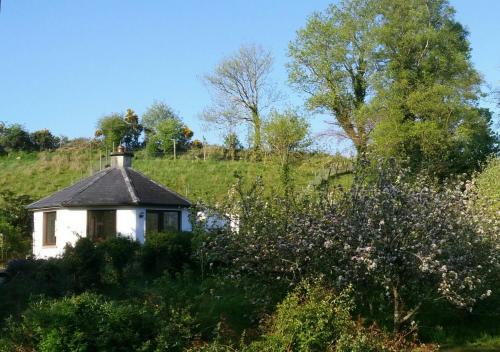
[0,151,351,203]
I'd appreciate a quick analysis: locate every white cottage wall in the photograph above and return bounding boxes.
[181,208,192,232]
[33,209,87,259]
[116,208,145,243]
[33,207,191,258]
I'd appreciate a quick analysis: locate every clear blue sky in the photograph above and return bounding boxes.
[0,0,498,153]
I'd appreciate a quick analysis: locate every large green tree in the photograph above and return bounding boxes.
[289,0,497,176]
[371,0,495,176]
[288,0,379,154]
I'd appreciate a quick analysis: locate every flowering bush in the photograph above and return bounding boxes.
[199,163,499,331]
[335,165,499,330]
[196,174,331,281]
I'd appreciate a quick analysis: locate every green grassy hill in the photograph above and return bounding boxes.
[0,150,352,203]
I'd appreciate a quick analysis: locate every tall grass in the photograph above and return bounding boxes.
[0,150,352,203]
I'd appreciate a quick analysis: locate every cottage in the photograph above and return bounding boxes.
[27,147,192,258]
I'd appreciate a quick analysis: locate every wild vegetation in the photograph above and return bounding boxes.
[0,0,499,351]
[0,148,350,203]
[0,160,498,351]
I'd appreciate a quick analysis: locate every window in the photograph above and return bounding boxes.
[43,211,57,246]
[146,212,159,233]
[146,210,180,233]
[162,212,179,231]
[87,210,116,241]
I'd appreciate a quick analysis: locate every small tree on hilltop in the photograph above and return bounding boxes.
[142,102,193,157]
[0,123,34,152]
[141,101,178,139]
[202,44,279,154]
[30,129,60,151]
[96,110,144,151]
[223,132,242,161]
[264,109,311,167]
[122,109,143,150]
[96,113,128,151]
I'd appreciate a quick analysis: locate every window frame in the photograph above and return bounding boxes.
[145,209,181,233]
[86,209,117,241]
[43,211,57,246]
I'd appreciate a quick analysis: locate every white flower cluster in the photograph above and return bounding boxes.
[199,166,499,326]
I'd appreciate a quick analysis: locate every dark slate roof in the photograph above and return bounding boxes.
[27,167,191,210]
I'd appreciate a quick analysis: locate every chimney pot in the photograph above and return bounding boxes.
[110,145,133,168]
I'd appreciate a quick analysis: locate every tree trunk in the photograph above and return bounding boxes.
[335,113,367,155]
[252,112,262,153]
[354,137,367,156]
[392,285,402,333]
[392,285,421,333]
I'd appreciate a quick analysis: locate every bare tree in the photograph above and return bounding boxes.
[202,44,278,153]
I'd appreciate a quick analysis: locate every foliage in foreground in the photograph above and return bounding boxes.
[0,190,33,263]
[200,160,500,331]
[0,160,498,350]
[0,292,193,352]
[193,280,436,352]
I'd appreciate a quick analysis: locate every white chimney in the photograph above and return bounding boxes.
[110,145,133,168]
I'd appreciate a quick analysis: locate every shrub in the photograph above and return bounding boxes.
[245,280,356,351]
[0,289,197,352]
[153,306,196,352]
[141,231,193,275]
[192,280,435,352]
[63,237,105,292]
[0,258,69,330]
[0,191,33,263]
[99,236,140,284]
[0,293,157,352]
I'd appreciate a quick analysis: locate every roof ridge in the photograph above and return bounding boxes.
[60,168,114,206]
[127,168,191,205]
[122,168,139,204]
